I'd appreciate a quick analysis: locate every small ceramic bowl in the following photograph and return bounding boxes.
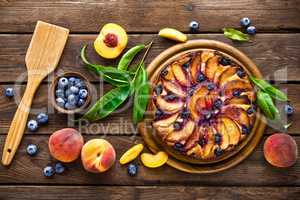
[50,72,92,114]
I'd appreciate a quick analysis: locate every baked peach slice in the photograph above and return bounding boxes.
[201,51,215,63]
[185,128,200,150]
[223,80,252,97]
[153,113,179,128]
[218,67,239,87]
[166,120,195,142]
[190,53,202,83]
[200,127,215,159]
[188,86,209,120]
[213,65,230,84]
[221,117,241,146]
[141,151,168,168]
[172,63,190,86]
[215,120,230,150]
[187,144,203,159]
[225,96,252,111]
[155,95,184,113]
[205,56,219,81]
[161,65,175,81]
[162,80,186,98]
[222,106,250,127]
[94,23,128,59]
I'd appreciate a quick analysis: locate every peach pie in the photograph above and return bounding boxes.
[151,50,256,160]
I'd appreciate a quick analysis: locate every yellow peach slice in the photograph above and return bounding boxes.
[158,28,187,42]
[119,144,144,165]
[141,151,168,168]
[94,23,128,59]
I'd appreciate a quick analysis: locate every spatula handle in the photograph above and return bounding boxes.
[2,79,40,166]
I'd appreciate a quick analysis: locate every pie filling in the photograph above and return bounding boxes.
[151,50,256,160]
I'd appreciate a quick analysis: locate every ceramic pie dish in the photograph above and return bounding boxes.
[138,40,266,173]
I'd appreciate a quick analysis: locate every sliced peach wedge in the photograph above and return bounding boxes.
[188,86,209,120]
[220,117,241,146]
[141,151,168,168]
[166,120,195,143]
[200,127,215,159]
[119,144,144,165]
[162,80,186,98]
[155,95,184,113]
[222,106,250,127]
[152,113,178,139]
[190,53,202,83]
[184,128,200,150]
[205,56,220,81]
[201,51,215,63]
[222,79,252,98]
[172,63,190,87]
[215,120,230,150]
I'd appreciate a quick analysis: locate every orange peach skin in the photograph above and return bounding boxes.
[48,128,84,163]
[264,133,298,168]
[81,139,116,173]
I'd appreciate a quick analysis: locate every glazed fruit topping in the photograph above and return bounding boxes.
[103,33,118,48]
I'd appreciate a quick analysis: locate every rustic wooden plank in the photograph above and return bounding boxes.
[0,0,299,33]
[0,83,298,135]
[0,186,299,200]
[0,135,299,186]
[0,34,299,83]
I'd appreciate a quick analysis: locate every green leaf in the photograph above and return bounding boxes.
[118,44,145,71]
[132,66,150,123]
[250,76,287,101]
[80,45,133,86]
[257,90,279,120]
[223,28,250,42]
[82,85,131,121]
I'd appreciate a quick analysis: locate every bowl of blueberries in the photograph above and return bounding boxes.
[51,72,92,114]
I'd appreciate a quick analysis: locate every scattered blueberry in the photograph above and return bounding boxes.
[58,77,68,89]
[70,86,79,94]
[284,104,294,116]
[55,89,65,99]
[189,20,200,32]
[27,120,38,132]
[181,108,190,119]
[214,133,222,145]
[233,89,242,97]
[246,26,256,35]
[219,57,231,66]
[240,17,251,27]
[174,142,184,151]
[214,99,223,109]
[165,93,177,101]
[214,146,223,157]
[173,122,182,130]
[55,162,65,174]
[247,106,256,115]
[127,164,138,176]
[43,166,55,177]
[207,82,215,91]
[37,113,48,125]
[241,124,250,135]
[5,88,14,97]
[56,97,65,108]
[79,89,88,99]
[197,73,206,82]
[237,68,246,78]
[77,98,85,107]
[154,85,163,95]
[26,144,38,156]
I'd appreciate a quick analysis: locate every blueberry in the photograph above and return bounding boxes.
[214,146,223,157]
[26,144,38,156]
[219,57,231,66]
[27,120,38,132]
[127,164,138,176]
[214,133,222,145]
[65,89,73,97]
[165,93,177,101]
[160,68,168,77]
[43,166,55,177]
[5,88,14,97]
[183,61,190,69]
[173,122,182,130]
[65,102,76,110]
[246,26,256,35]
[70,86,79,94]
[55,89,65,98]
[233,89,242,97]
[204,112,212,120]
[75,81,85,89]
[37,113,48,125]
[68,77,77,86]
[197,73,206,82]
[240,17,251,27]
[181,108,190,119]
[55,162,65,174]
[241,124,250,135]
[207,82,215,91]
[237,68,246,78]
[79,89,88,99]
[198,138,207,147]
[155,109,164,119]
[284,104,294,116]
[214,99,223,109]
[68,94,78,106]
[174,142,184,151]
[56,97,65,108]
[189,20,200,32]
[247,106,255,115]
[77,98,85,107]
[154,85,163,95]
[58,77,68,89]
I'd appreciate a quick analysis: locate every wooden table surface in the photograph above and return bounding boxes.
[0,1,300,199]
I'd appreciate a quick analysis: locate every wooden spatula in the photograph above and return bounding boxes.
[2,21,69,166]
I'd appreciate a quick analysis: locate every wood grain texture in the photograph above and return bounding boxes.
[0,135,299,185]
[0,0,299,33]
[0,34,299,83]
[0,186,299,200]
[0,83,297,135]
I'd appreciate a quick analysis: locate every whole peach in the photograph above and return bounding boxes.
[81,139,116,173]
[48,128,84,162]
[264,133,298,168]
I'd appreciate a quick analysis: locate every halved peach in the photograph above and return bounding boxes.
[172,63,190,86]
[190,53,202,83]
[222,106,250,127]
[141,151,168,168]
[205,56,219,81]
[94,23,128,59]
[221,117,241,145]
[167,120,195,142]
[162,80,186,98]
[155,96,184,113]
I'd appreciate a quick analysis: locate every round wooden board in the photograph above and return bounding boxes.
[138,39,267,174]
